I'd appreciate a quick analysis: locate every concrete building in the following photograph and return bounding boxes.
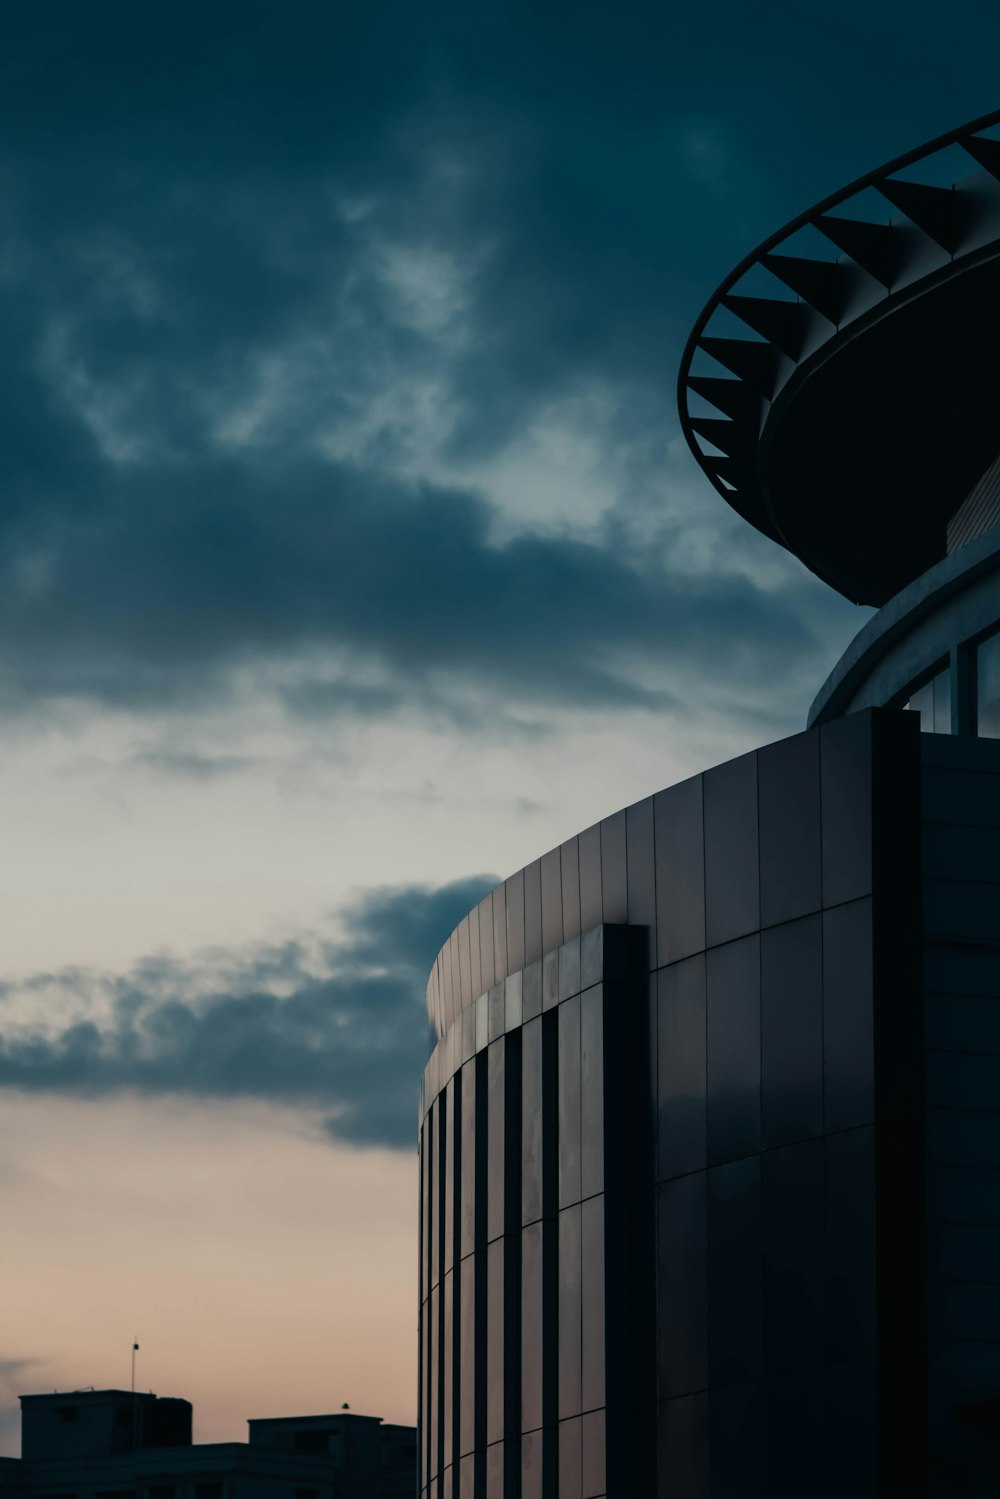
[0,1390,415,1499]
[418,107,1000,1497]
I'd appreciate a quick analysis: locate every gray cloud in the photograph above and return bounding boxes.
[0,451,850,723]
[0,877,495,1150]
[0,3,992,742]
[0,2,931,736]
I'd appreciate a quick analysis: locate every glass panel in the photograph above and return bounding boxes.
[443,1268,455,1470]
[823,901,875,1133]
[706,935,761,1166]
[704,752,759,946]
[581,1195,606,1413]
[429,1282,439,1479]
[486,1240,505,1445]
[657,957,707,1182]
[657,1174,708,1398]
[625,796,655,931]
[486,1440,504,1499]
[521,1429,544,1499]
[541,847,564,954]
[707,1158,762,1387]
[558,996,582,1210]
[761,916,823,1149]
[478,894,495,995]
[524,859,543,967]
[521,1018,544,1229]
[657,1394,709,1499]
[579,823,602,932]
[758,730,821,927]
[459,1255,479,1457]
[600,808,627,924]
[444,1079,457,1277]
[558,1205,582,1420]
[761,1140,824,1374]
[905,665,950,732]
[460,1061,477,1260]
[521,1222,544,1433]
[825,1126,877,1362]
[420,1120,430,1304]
[559,1416,582,1499]
[978,630,1000,738]
[934,666,952,732]
[654,775,705,966]
[560,837,582,943]
[506,869,525,976]
[580,987,604,1202]
[581,1409,606,1499]
[487,1042,506,1243]
[709,1383,762,1499]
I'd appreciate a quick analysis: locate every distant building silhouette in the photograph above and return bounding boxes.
[0,1389,414,1498]
[418,106,1000,1497]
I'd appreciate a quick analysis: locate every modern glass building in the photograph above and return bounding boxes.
[418,109,1000,1499]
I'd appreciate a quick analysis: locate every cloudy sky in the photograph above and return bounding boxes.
[1,0,999,1451]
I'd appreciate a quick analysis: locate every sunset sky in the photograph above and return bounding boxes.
[2,0,999,1452]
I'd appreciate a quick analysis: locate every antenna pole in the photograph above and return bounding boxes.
[131,1339,138,1394]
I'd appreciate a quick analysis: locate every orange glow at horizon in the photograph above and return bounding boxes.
[0,1092,417,1453]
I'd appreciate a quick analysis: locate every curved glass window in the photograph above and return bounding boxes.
[977,630,1000,738]
[905,666,950,733]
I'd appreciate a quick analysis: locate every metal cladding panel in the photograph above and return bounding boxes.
[420,710,930,1496]
[920,735,1000,1480]
[947,449,1000,554]
[761,916,823,1149]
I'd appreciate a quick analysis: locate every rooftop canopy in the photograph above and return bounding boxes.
[678,105,1000,606]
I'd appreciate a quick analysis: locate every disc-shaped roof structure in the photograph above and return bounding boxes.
[678,106,1000,606]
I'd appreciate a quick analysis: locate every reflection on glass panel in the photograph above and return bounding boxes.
[904,666,950,733]
[978,631,1000,738]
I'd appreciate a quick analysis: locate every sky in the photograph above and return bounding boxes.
[2,0,1000,1453]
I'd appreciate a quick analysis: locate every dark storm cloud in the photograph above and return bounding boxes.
[0,455,832,716]
[0,877,495,1149]
[0,2,995,724]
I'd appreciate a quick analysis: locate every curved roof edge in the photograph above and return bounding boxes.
[807,526,1000,725]
[678,104,1000,603]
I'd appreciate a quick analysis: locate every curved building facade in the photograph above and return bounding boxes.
[419,109,1000,1499]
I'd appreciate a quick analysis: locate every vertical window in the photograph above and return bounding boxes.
[905,665,950,732]
[977,630,1000,737]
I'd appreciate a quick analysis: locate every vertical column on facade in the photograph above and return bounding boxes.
[419,1119,427,1499]
[421,1106,435,1496]
[579,983,606,1499]
[560,927,651,1499]
[459,1052,488,1499]
[429,1091,446,1495]
[521,996,558,1499]
[557,986,583,1496]
[443,1071,462,1498]
[486,1014,522,1499]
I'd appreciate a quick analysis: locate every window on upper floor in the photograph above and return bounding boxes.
[905,664,951,732]
[294,1431,330,1452]
[977,629,1000,737]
